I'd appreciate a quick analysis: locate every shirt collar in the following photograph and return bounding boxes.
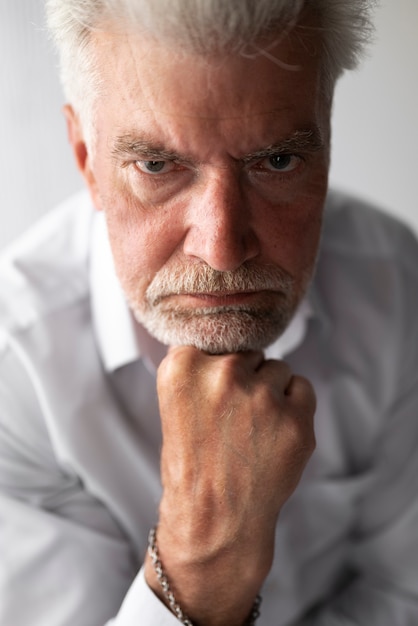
[264,296,314,361]
[90,211,167,373]
[90,211,319,373]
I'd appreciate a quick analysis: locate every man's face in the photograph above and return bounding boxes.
[70,26,331,353]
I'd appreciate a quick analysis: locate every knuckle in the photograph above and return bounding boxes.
[267,358,293,381]
[284,410,316,455]
[158,345,196,378]
[290,375,317,413]
[301,376,317,405]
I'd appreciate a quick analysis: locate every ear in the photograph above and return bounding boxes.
[63,104,102,210]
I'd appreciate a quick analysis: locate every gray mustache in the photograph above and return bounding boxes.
[145,262,294,305]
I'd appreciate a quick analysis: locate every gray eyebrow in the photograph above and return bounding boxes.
[241,129,325,163]
[112,136,187,163]
[112,128,324,164]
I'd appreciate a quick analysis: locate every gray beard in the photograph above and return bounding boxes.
[133,300,295,354]
[127,262,304,354]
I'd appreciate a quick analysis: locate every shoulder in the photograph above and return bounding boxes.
[316,189,418,315]
[321,189,418,273]
[314,190,418,403]
[0,191,94,339]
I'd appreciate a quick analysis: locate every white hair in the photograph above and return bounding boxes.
[45,0,376,130]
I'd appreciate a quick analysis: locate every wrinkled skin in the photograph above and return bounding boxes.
[156,347,316,624]
[66,18,329,626]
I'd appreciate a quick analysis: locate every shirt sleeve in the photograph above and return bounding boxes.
[0,340,122,624]
[106,567,180,626]
[0,338,144,626]
[0,331,184,626]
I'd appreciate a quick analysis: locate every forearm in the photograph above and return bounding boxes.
[142,347,315,626]
[144,529,264,626]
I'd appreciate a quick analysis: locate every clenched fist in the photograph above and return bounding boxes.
[145,346,316,626]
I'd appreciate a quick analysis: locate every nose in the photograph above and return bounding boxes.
[182,170,260,271]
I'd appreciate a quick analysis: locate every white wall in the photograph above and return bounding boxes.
[329,0,418,234]
[1,1,417,250]
[0,2,81,250]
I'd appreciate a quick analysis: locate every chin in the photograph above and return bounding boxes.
[134,307,294,354]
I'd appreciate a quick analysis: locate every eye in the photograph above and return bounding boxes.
[262,153,301,172]
[135,160,175,175]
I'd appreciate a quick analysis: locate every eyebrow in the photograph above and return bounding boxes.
[112,128,324,164]
[242,129,324,162]
[112,137,191,164]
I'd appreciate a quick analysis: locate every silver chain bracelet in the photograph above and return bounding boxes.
[148,526,262,626]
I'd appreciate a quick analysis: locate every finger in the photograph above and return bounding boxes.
[285,374,314,398]
[285,375,316,420]
[193,349,267,375]
[231,350,265,371]
[257,358,294,391]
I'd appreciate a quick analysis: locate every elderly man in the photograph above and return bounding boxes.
[1,1,418,625]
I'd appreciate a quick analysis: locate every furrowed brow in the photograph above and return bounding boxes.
[112,135,184,162]
[112,129,324,164]
[242,129,324,162]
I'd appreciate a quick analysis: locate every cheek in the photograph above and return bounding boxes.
[92,150,178,288]
[103,191,185,291]
[254,152,328,268]
[262,190,325,277]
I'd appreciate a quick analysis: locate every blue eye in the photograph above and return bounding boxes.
[266,154,297,171]
[269,154,291,169]
[145,161,165,172]
[135,160,174,174]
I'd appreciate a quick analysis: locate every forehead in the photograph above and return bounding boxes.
[89,26,329,156]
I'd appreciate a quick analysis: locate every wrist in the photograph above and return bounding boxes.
[145,526,262,626]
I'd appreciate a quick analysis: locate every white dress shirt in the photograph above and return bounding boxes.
[1,190,418,625]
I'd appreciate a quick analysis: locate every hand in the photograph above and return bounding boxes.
[145,346,316,626]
